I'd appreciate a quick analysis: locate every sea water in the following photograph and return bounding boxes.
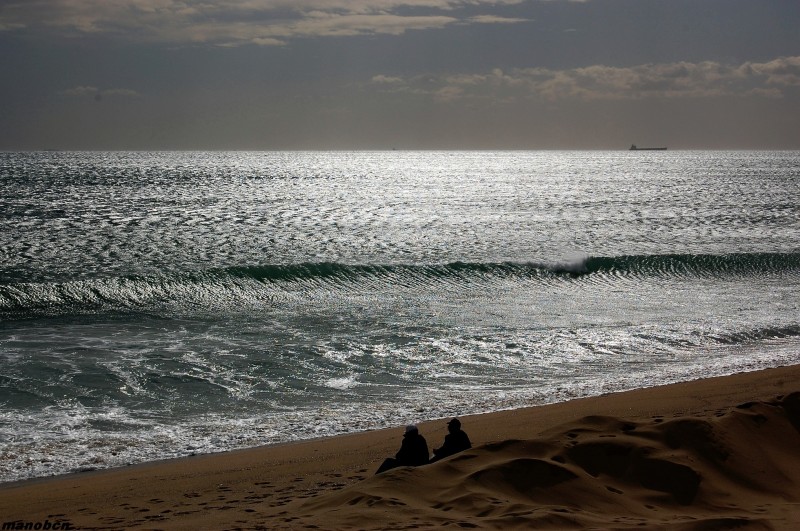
[1,150,798,482]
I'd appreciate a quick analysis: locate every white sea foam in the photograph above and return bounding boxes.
[1,151,799,483]
[324,376,357,390]
[3,339,798,483]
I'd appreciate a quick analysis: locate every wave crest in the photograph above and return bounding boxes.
[1,252,797,320]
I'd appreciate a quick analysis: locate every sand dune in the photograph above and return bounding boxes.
[2,366,800,530]
[299,393,800,529]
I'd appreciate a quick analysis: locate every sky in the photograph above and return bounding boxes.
[1,0,799,150]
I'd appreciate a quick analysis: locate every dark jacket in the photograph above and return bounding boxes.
[432,429,471,461]
[395,431,429,466]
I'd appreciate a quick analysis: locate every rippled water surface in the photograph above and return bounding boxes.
[1,151,799,481]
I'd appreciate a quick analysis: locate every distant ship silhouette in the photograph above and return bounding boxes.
[629,144,667,151]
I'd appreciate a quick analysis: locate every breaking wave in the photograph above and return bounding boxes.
[1,252,798,320]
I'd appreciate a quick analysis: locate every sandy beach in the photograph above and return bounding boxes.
[2,364,800,530]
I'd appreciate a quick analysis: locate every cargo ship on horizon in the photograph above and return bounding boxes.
[629,144,667,151]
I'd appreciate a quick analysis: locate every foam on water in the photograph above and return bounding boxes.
[1,150,799,482]
[3,336,798,483]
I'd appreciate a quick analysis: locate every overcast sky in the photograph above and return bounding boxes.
[1,0,799,150]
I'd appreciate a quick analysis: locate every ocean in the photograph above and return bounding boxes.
[1,150,798,483]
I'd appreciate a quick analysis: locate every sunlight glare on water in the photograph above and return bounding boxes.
[1,150,799,481]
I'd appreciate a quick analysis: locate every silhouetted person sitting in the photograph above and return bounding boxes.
[375,424,429,474]
[430,418,471,463]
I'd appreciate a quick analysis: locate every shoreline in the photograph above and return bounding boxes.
[3,364,800,529]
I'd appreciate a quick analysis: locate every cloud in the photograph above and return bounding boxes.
[369,57,800,102]
[60,86,142,99]
[468,15,529,24]
[738,56,800,87]
[0,0,530,45]
[519,59,800,100]
[371,75,405,84]
[0,21,26,31]
[59,85,101,97]
[278,13,459,37]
